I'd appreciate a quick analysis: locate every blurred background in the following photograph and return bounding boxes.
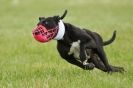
[0,0,133,88]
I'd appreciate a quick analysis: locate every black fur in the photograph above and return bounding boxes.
[38,10,124,73]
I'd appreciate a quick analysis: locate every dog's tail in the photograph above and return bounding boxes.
[103,30,116,46]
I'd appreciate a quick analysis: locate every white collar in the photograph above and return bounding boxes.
[54,20,65,40]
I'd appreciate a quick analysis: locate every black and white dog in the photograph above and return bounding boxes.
[34,10,124,73]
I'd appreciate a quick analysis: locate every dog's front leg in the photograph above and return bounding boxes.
[80,43,86,63]
[61,54,94,70]
[80,39,92,63]
[80,43,95,69]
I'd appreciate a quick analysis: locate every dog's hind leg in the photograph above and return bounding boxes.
[89,54,107,72]
[95,46,114,72]
[109,65,124,73]
[90,54,124,73]
[94,46,124,73]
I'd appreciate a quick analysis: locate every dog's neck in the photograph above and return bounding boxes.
[54,20,65,40]
[57,23,74,45]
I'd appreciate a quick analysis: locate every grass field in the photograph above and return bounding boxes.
[0,0,133,88]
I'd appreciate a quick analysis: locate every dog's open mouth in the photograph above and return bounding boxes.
[32,24,58,43]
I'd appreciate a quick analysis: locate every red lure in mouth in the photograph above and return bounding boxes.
[32,24,58,43]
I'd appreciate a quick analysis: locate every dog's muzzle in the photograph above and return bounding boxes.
[32,25,58,43]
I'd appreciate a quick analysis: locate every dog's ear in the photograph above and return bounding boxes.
[60,10,67,19]
[53,15,60,22]
[39,17,45,21]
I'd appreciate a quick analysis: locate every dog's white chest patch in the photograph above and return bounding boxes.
[68,40,80,59]
[68,40,91,61]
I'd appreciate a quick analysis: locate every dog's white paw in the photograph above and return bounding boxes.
[83,60,89,65]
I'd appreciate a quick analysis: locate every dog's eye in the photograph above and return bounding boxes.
[44,21,49,25]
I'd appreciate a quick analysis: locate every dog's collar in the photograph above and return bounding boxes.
[54,20,65,40]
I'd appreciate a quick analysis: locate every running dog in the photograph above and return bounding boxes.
[32,10,124,73]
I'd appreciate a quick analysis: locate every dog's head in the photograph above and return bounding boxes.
[32,10,67,43]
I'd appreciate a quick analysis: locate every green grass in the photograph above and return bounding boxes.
[0,0,133,88]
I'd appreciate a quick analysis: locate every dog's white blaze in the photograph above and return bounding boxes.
[68,40,80,59]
